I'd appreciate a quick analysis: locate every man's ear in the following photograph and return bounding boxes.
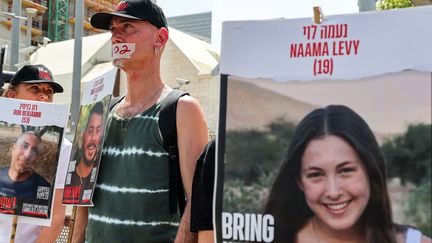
[154,27,168,48]
[5,89,17,98]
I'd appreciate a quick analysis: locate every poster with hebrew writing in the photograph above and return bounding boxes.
[62,68,115,206]
[217,6,432,243]
[0,98,68,226]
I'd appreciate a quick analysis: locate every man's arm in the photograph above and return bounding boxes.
[71,206,88,243]
[198,230,215,243]
[175,96,209,243]
[36,188,66,243]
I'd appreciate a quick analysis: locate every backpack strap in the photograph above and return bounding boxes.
[159,89,189,216]
[109,95,125,111]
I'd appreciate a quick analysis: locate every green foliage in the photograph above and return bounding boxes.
[224,118,296,185]
[223,118,296,212]
[377,0,413,10]
[381,123,431,235]
[223,168,278,212]
[405,179,432,237]
[382,123,431,185]
[0,122,7,128]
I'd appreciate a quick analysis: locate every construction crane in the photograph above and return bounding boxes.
[48,0,69,42]
[47,0,119,42]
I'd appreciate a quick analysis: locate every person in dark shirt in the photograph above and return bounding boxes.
[191,138,215,243]
[0,131,50,216]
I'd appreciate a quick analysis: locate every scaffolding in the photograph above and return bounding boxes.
[45,0,120,42]
[48,0,69,42]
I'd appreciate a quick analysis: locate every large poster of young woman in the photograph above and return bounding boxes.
[217,6,432,243]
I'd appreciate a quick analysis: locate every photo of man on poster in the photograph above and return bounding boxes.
[0,64,71,242]
[0,131,50,216]
[63,101,104,205]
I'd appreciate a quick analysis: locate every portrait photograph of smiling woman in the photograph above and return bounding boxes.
[218,10,431,243]
[264,105,431,243]
[221,71,431,243]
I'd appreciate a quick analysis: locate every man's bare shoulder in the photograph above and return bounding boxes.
[178,95,201,108]
[177,96,207,124]
[176,95,208,150]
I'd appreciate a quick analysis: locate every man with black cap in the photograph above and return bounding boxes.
[0,64,72,243]
[73,0,209,242]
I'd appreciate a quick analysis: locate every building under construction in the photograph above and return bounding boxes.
[0,0,118,69]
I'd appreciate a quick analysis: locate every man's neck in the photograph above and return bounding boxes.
[76,160,93,178]
[8,169,32,182]
[123,68,165,106]
[124,76,163,107]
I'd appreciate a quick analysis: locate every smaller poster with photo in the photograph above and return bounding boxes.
[0,97,68,226]
[62,68,115,206]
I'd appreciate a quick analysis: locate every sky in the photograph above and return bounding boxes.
[157,0,360,47]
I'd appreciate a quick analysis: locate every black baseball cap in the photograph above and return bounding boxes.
[90,0,167,30]
[10,64,63,93]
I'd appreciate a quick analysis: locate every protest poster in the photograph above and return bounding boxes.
[217,6,432,243]
[62,68,115,206]
[0,98,68,226]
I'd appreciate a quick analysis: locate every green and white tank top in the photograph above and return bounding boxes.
[86,102,180,243]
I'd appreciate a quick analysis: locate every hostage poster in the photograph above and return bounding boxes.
[217,6,432,243]
[0,97,68,225]
[62,68,115,206]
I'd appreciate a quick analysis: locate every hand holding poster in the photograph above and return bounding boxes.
[0,97,68,226]
[62,68,115,206]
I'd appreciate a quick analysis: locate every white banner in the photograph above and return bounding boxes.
[0,98,68,127]
[81,68,116,105]
[220,6,432,81]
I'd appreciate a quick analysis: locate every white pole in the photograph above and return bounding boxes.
[71,0,84,133]
[25,8,37,47]
[10,0,21,71]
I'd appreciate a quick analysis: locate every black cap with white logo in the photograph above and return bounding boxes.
[90,0,167,30]
[10,64,63,93]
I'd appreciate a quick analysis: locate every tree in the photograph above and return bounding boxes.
[381,124,431,236]
[405,180,432,237]
[224,118,296,185]
[376,0,413,10]
[381,123,431,185]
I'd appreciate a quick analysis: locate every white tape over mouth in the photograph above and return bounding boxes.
[112,43,136,59]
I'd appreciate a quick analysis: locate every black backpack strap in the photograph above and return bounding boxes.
[109,95,125,111]
[159,89,189,216]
